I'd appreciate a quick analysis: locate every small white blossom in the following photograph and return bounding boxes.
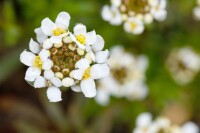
[166,47,200,85]
[70,24,96,49]
[150,0,167,21]
[124,17,144,35]
[40,12,71,43]
[72,58,109,97]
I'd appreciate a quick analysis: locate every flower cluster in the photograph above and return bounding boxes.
[166,47,200,85]
[20,12,110,102]
[95,46,148,106]
[133,112,199,133]
[193,0,200,20]
[101,0,167,34]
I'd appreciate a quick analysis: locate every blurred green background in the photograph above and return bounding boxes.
[0,0,200,133]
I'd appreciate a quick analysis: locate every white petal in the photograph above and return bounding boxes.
[85,30,97,45]
[73,24,87,36]
[62,77,74,87]
[73,69,85,80]
[91,35,104,53]
[50,77,62,87]
[111,0,121,7]
[43,39,53,49]
[55,11,70,30]
[29,38,40,54]
[25,67,41,82]
[95,89,110,106]
[81,78,96,97]
[42,59,52,70]
[136,112,152,127]
[39,49,49,62]
[34,76,46,88]
[95,50,109,63]
[101,5,113,21]
[91,64,110,79]
[44,70,54,80]
[46,86,62,102]
[50,36,62,43]
[153,9,167,21]
[41,18,56,36]
[20,51,35,66]
[109,6,123,25]
[71,85,82,92]
[75,58,90,69]
[34,28,47,43]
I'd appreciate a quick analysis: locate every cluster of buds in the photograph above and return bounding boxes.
[166,47,200,85]
[20,12,110,102]
[95,46,148,106]
[133,112,199,133]
[101,0,167,34]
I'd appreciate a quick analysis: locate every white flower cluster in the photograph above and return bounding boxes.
[20,12,110,102]
[95,46,148,106]
[133,112,199,133]
[193,0,200,20]
[166,47,200,85]
[101,0,167,35]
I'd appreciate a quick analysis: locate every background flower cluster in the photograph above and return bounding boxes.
[1,0,200,133]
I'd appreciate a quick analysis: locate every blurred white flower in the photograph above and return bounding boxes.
[101,0,167,34]
[20,11,110,102]
[95,46,148,106]
[133,113,199,133]
[124,17,144,35]
[150,0,167,21]
[166,47,200,85]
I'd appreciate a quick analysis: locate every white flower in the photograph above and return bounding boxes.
[193,6,200,20]
[124,17,144,35]
[181,122,199,133]
[150,0,167,21]
[20,11,110,102]
[101,5,123,26]
[166,47,200,85]
[40,11,70,43]
[95,46,148,105]
[20,41,52,83]
[70,24,96,50]
[72,58,109,97]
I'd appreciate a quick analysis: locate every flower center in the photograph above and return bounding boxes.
[130,22,137,30]
[121,0,149,15]
[50,42,83,78]
[33,56,43,69]
[53,28,66,36]
[76,34,86,44]
[112,67,127,84]
[83,67,91,80]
